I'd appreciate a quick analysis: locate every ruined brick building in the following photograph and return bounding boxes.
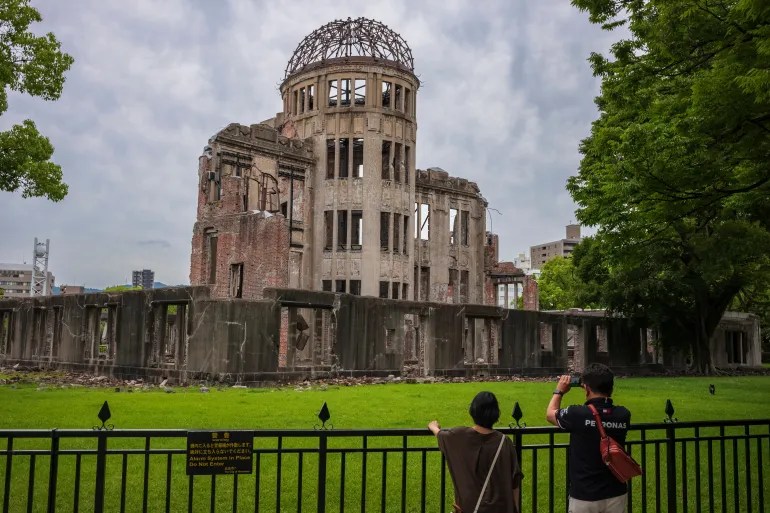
[190,17,526,305]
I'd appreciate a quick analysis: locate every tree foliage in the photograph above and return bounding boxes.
[537,257,582,311]
[569,0,770,372]
[103,285,141,293]
[0,0,73,201]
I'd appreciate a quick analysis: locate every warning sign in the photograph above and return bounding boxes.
[186,431,253,475]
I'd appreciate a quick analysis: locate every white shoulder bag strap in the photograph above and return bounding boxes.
[473,434,507,513]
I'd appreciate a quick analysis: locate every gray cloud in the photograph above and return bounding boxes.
[0,0,619,288]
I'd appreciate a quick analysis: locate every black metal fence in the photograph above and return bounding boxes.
[1,419,768,513]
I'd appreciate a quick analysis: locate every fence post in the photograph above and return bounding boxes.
[46,429,60,513]
[94,432,107,513]
[317,430,328,513]
[665,424,677,513]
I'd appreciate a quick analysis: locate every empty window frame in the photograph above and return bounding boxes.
[381,141,391,179]
[379,281,389,298]
[322,280,332,292]
[402,215,409,254]
[299,87,306,114]
[380,212,390,251]
[351,210,363,248]
[207,233,218,284]
[335,280,346,293]
[307,84,315,110]
[394,84,403,111]
[393,143,402,182]
[449,208,459,245]
[393,214,401,254]
[402,283,409,300]
[405,88,412,115]
[461,211,469,245]
[354,78,366,106]
[338,138,349,178]
[337,210,348,249]
[382,81,392,108]
[417,203,430,240]
[326,139,335,179]
[229,263,244,298]
[340,79,352,106]
[449,269,458,303]
[324,211,333,250]
[404,146,411,184]
[328,79,338,107]
[392,282,400,299]
[293,90,298,114]
[352,138,364,178]
[349,280,361,296]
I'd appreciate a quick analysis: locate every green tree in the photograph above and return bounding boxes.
[0,0,73,201]
[569,0,770,373]
[537,257,582,310]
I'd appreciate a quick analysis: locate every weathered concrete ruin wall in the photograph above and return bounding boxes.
[0,287,762,383]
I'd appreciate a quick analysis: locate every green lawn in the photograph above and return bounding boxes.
[1,376,769,429]
[0,376,768,512]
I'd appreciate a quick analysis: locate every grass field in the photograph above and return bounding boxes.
[1,375,769,429]
[0,375,768,512]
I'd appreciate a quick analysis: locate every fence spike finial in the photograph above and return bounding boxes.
[664,399,678,423]
[509,401,526,428]
[94,400,114,431]
[314,402,333,430]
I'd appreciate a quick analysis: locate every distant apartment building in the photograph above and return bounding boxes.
[132,269,155,290]
[0,264,55,297]
[530,224,582,270]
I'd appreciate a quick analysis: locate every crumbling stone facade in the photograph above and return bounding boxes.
[189,18,523,307]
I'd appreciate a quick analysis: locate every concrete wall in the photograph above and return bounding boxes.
[0,288,762,383]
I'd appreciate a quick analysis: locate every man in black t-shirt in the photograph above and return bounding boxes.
[546,363,630,513]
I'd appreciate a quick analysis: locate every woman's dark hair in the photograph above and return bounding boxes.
[582,363,614,396]
[469,391,500,428]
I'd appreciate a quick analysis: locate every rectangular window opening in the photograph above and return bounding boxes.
[402,215,409,254]
[322,280,332,292]
[207,234,218,284]
[382,81,392,109]
[393,143,402,182]
[308,84,315,110]
[340,79,352,106]
[404,146,410,184]
[449,208,459,245]
[324,211,333,250]
[352,138,364,178]
[420,204,430,240]
[354,78,366,106]
[337,210,348,250]
[392,282,400,300]
[394,84,403,111]
[405,88,412,115]
[460,270,469,303]
[351,210,363,249]
[229,263,244,298]
[393,214,401,254]
[419,266,430,301]
[381,141,391,180]
[350,280,361,296]
[381,212,390,251]
[379,281,389,299]
[326,139,335,179]
[338,138,349,178]
[299,87,305,114]
[335,280,346,293]
[461,211,469,245]
[328,79,338,107]
[293,90,298,114]
[402,283,409,300]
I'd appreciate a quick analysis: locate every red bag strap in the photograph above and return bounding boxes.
[587,404,608,439]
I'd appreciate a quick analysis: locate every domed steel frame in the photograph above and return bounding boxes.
[284,17,415,79]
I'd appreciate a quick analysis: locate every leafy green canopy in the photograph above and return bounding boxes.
[568,0,770,372]
[0,0,73,201]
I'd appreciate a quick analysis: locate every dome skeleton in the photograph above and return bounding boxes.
[284,17,415,79]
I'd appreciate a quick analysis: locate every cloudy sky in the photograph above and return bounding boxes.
[1,0,619,289]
